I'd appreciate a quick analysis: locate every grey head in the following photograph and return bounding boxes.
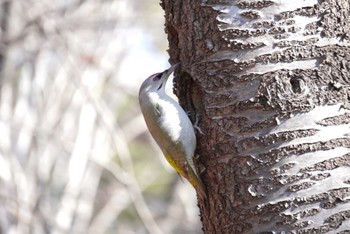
[139,63,179,96]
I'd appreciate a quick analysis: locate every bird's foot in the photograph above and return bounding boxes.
[194,114,204,135]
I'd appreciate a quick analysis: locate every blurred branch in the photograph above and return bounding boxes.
[88,184,130,234]
[0,0,201,233]
[80,83,164,234]
[0,0,10,82]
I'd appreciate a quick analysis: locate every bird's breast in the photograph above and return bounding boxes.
[140,92,195,154]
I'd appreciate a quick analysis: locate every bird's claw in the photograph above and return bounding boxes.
[194,114,204,135]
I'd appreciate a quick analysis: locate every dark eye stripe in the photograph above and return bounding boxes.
[152,73,162,81]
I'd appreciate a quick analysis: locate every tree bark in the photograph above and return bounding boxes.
[162,0,350,233]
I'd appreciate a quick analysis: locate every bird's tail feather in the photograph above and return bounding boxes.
[164,153,207,199]
[186,165,207,200]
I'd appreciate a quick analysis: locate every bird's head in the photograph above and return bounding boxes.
[139,63,179,95]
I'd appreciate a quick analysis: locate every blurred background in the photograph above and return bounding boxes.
[0,0,201,233]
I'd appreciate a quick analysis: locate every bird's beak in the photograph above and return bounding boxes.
[163,63,180,79]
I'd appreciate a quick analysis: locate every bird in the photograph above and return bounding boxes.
[138,63,206,199]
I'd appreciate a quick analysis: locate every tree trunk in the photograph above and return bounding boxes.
[162,0,350,233]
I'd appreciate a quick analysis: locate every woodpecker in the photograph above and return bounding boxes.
[139,63,206,199]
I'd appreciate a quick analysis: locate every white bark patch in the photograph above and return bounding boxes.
[272,104,349,134]
[204,1,350,74]
[249,59,319,74]
[268,104,350,171]
[251,104,350,228]
[212,1,318,29]
[280,203,350,230]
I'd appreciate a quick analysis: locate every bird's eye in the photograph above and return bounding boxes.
[152,73,162,81]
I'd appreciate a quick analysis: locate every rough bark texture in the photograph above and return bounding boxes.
[162,0,350,233]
